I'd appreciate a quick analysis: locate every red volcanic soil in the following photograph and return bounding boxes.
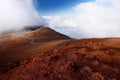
[0,27,120,80]
[0,38,120,80]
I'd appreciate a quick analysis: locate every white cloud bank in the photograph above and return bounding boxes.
[0,0,120,38]
[45,0,120,38]
[0,0,41,33]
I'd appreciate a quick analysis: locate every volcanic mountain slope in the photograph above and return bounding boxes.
[0,37,120,80]
[0,27,120,80]
[0,26,70,64]
[25,26,70,42]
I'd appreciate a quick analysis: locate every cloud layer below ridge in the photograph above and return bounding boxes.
[45,0,120,38]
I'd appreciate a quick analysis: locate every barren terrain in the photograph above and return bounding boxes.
[0,27,120,80]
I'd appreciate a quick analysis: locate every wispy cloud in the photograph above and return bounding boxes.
[0,0,41,33]
[45,0,120,38]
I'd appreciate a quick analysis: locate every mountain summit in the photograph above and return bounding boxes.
[25,26,70,42]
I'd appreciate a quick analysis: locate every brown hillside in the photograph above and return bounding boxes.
[0,27,70,65]
[25,27,70,42]
[0,38,120,80]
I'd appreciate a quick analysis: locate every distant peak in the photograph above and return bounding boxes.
[25,26,70,42]
[23,25,53,32]
[24,26,43,31]
[38,26,53,31]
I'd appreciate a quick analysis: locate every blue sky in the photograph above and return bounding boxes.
[34,0,93,15]
[0,0,119,38]
[34,0,120,38]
